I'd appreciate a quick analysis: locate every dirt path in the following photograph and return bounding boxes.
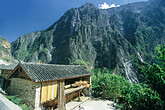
[68,98,117,110]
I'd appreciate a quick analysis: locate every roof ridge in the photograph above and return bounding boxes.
[19,63,32,78]
[12,62,92,82]
[23,63,82,66]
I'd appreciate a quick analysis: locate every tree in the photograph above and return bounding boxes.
[71,59,91,69]
[141,45,165,107]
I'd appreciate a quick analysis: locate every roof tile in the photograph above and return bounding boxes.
[19,63,92,82]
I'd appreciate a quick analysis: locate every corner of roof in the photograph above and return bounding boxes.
[18,60,24,64]
[6,63,20,79]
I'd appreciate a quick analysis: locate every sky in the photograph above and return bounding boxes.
[0,0,148,42]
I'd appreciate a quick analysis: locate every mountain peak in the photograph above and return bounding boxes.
[79,3,97,10]
[149,0,163,5]
[0,36,6,41]
[81,3,95,7]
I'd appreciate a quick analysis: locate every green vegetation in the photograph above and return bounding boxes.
[141,44,165,108]
[91,68,163,110]
[91,44,165,109]
[71,59,91,69]
[5,95,32,110]
[68,46,165,109]
[91,45,165,109]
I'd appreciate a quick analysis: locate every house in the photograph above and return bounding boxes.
[7,63,92,109]
[0,64,18,90]
[1,64,18,77]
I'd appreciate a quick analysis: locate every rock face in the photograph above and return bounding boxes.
[0,36,18,65]
[0,36,12,58]
[11,0,165,83]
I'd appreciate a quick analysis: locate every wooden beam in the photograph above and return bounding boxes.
[19,66,33,81]
[35,75,91,83]
[64,86,86,95]
[58,80,66,110]
[6,64,33,82]
[81,91,85,97]
[6,65,20,79]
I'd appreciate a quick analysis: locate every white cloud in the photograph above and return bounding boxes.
[98,2,120,9]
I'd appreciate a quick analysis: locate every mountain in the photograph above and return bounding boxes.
[0,36,18,65]
[0,36,11,58]
[11,0,165,83]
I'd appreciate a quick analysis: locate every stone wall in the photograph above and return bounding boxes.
[9,78,40,108]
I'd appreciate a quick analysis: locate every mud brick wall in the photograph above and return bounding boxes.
[9,78,39,108]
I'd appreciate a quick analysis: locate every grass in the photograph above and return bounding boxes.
[5,95,32,110]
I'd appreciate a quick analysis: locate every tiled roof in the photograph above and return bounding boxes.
[19,63,92,82]
[0,64,18,70]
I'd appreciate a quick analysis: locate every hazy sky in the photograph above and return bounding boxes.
[0,0,148,42]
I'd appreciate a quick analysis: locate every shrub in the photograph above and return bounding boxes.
[5,95,22,105]
[91,72,164,110]
[141,44,165,108]
[5,95,32,110]
[71,59,91,69]
[102,74,131,101]
[123,84,164,110]
[91,68,114,98]
[19,104,32,110]
[91,70,103,97]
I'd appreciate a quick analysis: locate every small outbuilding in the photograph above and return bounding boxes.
[7,63,92,109]
[0,64,18,90]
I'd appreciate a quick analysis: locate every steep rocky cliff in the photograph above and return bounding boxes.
[0,36,11,58]
[0,36,18,64]
[11,0,165,83]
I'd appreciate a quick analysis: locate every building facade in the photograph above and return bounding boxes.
[7,63,92,109]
